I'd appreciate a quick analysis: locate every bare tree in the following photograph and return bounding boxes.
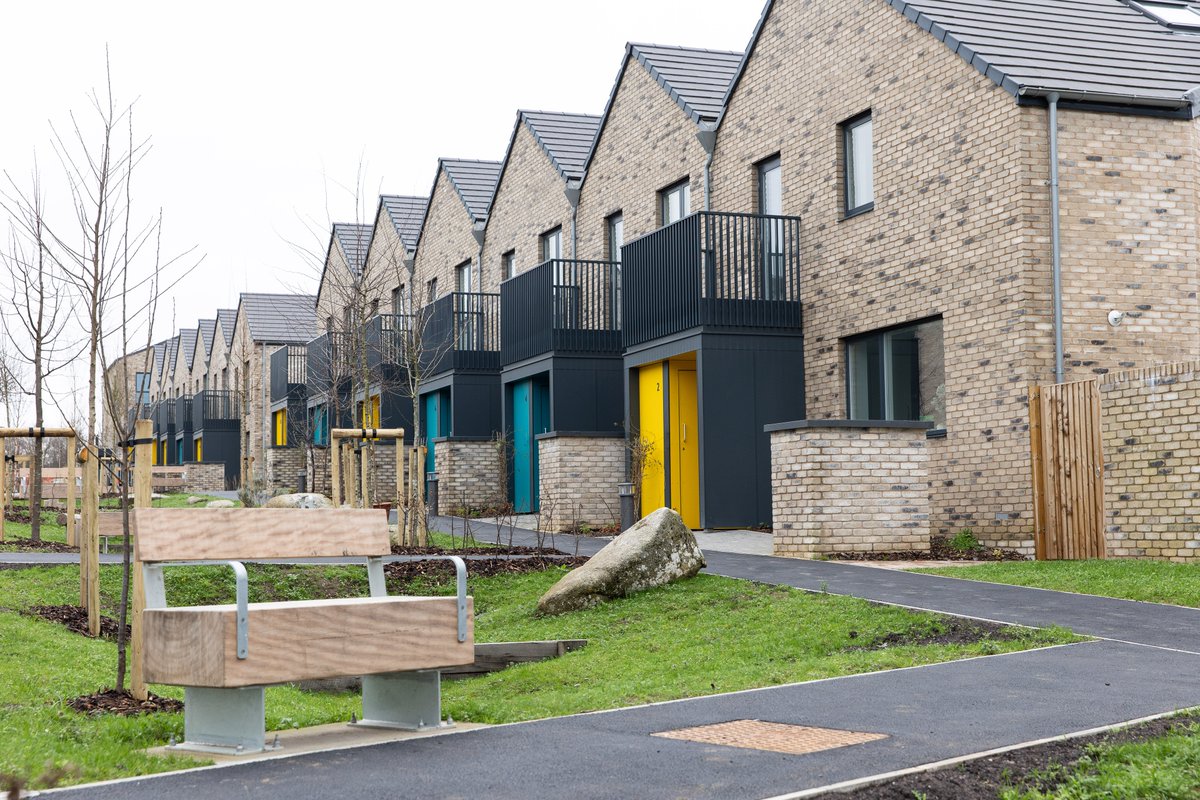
[0,339,29,427]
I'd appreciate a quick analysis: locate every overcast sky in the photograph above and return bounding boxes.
[0,1,760,425]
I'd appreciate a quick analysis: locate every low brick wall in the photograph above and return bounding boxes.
[769,421,932,558]
[433,438,504,513]
[265,447,306,493]
[306,443,411,505]
[1100,361,1200,561]
[537,433,624,532]
[181,462,226,493]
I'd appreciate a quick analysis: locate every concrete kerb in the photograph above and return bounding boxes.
[762,706,1200,800]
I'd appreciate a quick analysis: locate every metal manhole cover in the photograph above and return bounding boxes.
[652,719,887,756]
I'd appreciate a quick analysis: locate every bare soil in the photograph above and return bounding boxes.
[813,715,1194,799]
[24,604,129,640]
[67,688,182,717]
[1,537,77,553]
[847,617,1020,651]
[391,544,568,556]
[827,535,1026,563]
[386,555,588,582]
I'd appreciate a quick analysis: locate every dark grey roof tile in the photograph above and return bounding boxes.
[441,159,503,222]
[521,112,602,181]
[216,309,237,344]
[239,293,318,345]
[379,195,428,252]
[630,43,743,124]
[332,223,373,276]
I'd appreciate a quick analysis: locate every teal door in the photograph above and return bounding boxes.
[512,378,550,514]
[423,392,444,480]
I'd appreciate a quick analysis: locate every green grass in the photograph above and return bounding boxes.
[0,563,1078,790]
[1001,718,1200,799]
[913,560,1200,608]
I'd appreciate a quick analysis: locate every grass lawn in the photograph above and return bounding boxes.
[0,562,1077,790]
[913,560,1200,608]
[1001,717,1200,799]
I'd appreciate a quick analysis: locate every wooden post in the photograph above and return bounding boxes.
[417,444,428,546]
[65,436,77,547]
[79,449,92,607]
[0,438,6,542]
[131,419,153,700]
[82,450,101,636]
[331,441,342,507]
[361,441,371,508]
[395,438,404,517]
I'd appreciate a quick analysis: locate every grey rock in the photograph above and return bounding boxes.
[206,499,236,508]
[536,507,705,616]
[185,496,205,505]
[264,493,333,509]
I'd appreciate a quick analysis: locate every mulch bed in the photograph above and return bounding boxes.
[386,555,588,582]
[812,714,1195,799]
[391,544,568,556]
[827,535,1026,563]
[24,604,129,640]
[847,618,1019,651]
[4,508,33,523]
[1,537,77,553]
[67,688,183,717]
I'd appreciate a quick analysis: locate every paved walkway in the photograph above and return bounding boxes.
[32,520,1200,799]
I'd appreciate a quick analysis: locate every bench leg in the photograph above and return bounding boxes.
[169,686,279,755]
[356,671,451,731]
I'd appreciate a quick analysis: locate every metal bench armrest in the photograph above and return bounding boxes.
[372,555,469,642]
[143,560,250,659]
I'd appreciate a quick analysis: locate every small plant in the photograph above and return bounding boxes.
[948,528,981,553]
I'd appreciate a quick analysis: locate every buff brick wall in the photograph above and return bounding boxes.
[770,424,931,558]
[537,435,624,532]
[306,443,410,504]
[709,0,1200,552]
[412,171,482,302]
[576,58,709,261]
[181,462,226,493]
[1099,362,1200,561]
[265,446,306,492]
[432,439,503,513]
[481,123,575,285]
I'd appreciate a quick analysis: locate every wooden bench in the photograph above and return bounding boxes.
[133,507,474,754]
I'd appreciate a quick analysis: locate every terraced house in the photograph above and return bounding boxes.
[110,0,1200,562]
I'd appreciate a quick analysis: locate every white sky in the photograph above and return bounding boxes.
[0,0,760,426]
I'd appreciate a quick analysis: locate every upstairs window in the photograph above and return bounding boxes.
[607,213,624,263]
[757,156,786,299]
[842,112,874,216]
[134,372,150,404]
[455,261,472,294]
[391,284,407,315]
[541,227,563,262]
[758,156,782,216]
[502,250,517,280]
[847,317,945,429]
[660,180,691,226]
[426,277,438,302]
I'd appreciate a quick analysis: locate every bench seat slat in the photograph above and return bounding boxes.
[144,596,475,688]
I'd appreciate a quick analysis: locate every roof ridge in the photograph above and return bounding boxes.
[629,41,744,56]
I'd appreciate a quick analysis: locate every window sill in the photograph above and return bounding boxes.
[841,202,874,221]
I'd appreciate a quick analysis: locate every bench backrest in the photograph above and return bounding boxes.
[132,507,390,562]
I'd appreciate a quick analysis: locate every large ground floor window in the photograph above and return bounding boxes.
[847,316,945,429]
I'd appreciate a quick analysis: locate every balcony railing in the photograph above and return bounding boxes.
[365,313,412,371]
[174,395,193,431]
[192,389,239,432]
[154,399,176,431]
[423,292,501,375]
[622,211,802,348]
[501,259,622,366]
[270,345,309,402]
[305,332,354,396]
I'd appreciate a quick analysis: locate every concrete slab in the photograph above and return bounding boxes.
[694,530,774,556]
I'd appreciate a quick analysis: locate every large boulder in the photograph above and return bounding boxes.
[537,507,705,616]
[264,493,333,509]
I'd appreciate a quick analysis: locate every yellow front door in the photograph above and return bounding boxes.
[637,363,666,517]
[670,364,700,529]
[195,438,203,462]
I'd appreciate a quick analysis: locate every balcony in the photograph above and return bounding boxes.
[365,313,412,373]
[153,399,176,432]
[305,332,353,397]
[174,395,194,431]
[501,259,621,366]
[422,292,501,376]
[192,389,239,433]
[621,211,802,349]
[271,345,309,403]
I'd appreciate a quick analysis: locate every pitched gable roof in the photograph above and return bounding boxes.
[441,159,503,222]
[379,195,429,253]
[521,111,602,181]
[216,309,237,344]
[177,329,198,370]
[196,319,217,367]
[159,337,178,382]
[238,293,318,345]
[332,223,372,276]
[151,340,168,377]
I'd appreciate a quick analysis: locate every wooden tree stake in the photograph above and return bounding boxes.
[130,419,153,700]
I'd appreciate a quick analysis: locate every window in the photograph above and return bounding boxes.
[134,372,150,404]
[1137,1,1200,27]
[847,317,945,429]
[455,261,472,294]
[391,284,406,315]
[660,180,691,226]
[273,408,288,447]
[842,112,874,216]
[606,213,623,263]
[757,157,787,300]
[502,250,516,281]
[540,227,563,262]
[426,277,438,302]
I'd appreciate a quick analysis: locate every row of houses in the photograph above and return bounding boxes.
[106,0,1200,553]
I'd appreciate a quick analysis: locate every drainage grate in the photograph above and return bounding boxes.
[652,719,887,756]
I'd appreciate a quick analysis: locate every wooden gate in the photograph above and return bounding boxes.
[1028,380,1107,560]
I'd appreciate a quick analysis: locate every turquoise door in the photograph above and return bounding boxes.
[424,392,442,478]
[512,378,550,514]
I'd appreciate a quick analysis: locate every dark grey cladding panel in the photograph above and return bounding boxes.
[442,159,503,222]
[522,112,602,181]
[240,293,318,345]
[890,0,1200,110]
[380,195,429,253]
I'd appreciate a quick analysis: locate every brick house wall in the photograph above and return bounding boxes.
[576,58,709,262]
[412,169,482,300]
[537,434,624,532]
[769,422,931,558]
[231,312,279,487]
[182,462,226,493]
[102,346,154,447]
[432,438,503,513]
[712,0,1200,551]
[1099,361,1200,561]
[481,123,575,283]
[364,210,412,315]
[265,446,307,493]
